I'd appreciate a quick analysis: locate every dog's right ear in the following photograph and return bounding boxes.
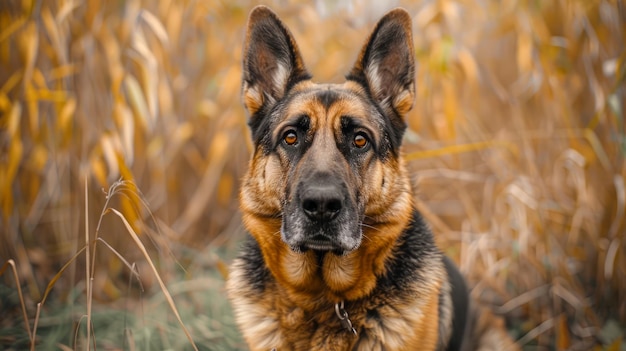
[242,6,310,116]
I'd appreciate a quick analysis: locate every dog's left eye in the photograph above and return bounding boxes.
[353,132,368,148]
[283,130,298,146]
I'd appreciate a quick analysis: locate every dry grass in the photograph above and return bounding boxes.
[0,0,624,350]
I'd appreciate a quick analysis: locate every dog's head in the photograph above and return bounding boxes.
[239,6,415,290]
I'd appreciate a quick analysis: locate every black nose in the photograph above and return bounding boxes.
[301,183,343,221]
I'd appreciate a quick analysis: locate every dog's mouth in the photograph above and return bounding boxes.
[294,234,348,255]
[302,235,335,251]
[283,224,361,256]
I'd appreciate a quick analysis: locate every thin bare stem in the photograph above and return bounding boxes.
[110,208,199,351]
[0,260,32,342]
[84,176,92,351]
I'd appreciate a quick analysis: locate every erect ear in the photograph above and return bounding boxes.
[347,8,415,118]
[242,6,310,116]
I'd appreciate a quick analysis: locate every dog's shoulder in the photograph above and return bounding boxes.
[229,235,271,293]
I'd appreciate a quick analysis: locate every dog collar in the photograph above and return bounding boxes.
[334,301,357,336]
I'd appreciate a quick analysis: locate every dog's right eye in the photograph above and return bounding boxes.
[353,133,368,148]
[283,130,298,146]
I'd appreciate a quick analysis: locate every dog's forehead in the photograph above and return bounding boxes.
[283,82,376,127]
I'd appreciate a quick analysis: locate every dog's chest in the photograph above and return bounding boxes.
[273,303,358,350]
[252,297,432,351]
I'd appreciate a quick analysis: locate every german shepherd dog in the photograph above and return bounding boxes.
[227,6,519,351]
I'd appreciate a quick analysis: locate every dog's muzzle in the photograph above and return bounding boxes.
[281,173,361,255]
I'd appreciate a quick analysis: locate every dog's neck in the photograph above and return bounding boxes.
[242,208,413,305]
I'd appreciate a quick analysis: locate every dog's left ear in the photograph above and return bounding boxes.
[348,9,415,119]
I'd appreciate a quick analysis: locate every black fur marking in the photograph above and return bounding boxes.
[316,89,339,110]
[375,210,440,298]
[248,104,274,151]
[366,308,382,322]
[338,116,374,158]
[248,97,293,154]
[443,256,469,351]
[279,115,313,165]
[380,108,406,155]
[239,235,271,293]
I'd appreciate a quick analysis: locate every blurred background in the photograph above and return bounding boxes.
[0,0,625,350]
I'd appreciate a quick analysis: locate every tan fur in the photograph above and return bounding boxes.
[228,246,446,350]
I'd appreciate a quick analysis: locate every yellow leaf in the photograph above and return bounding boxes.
[1,71,23,94]
[124,75,152,132]
[197,99,218,120]
[147,136,163,160]
[113,103,135,163]
[57,97,76,141]
[90,156,108,188]
[29,144,48,172]
[140,9,169,47]
[216,64,241,104]
[517,32,534,73]
[20,21,38,86]
[208,131,229,163]
[100,134,121,181]
[101,276,121,300]
[41,6,66,64]
[6,138,23,185]
[216,259,229,280]
[442,80,457,140]
[5,101,21,137]
[0,16,25,43]
[457,48,479,83]
[0,93,9,111]
[607,337,622,351]
[121,194,141,235]
[0,176,13,219]
[584,128,612,172]
[49,64,79,81]
[555,314,570,350]
[130,27,158,123]
[173,122,193,144]
[217,173,234,206]
[56,0,81,24]
[99,25,124,97]
[1,138,23,218]
[157,78,172,116]
[32,68,47,89]
[164,2,182,48]
[25,85,39,137]
[34,88,66,102]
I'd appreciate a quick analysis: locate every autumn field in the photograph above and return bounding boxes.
[0,0,625,350]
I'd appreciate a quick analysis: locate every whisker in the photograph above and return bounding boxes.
[360,222,382,233]
[361,232,373,243]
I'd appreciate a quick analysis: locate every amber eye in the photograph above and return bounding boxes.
[353,132,368,148]
[283,130,298,145]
